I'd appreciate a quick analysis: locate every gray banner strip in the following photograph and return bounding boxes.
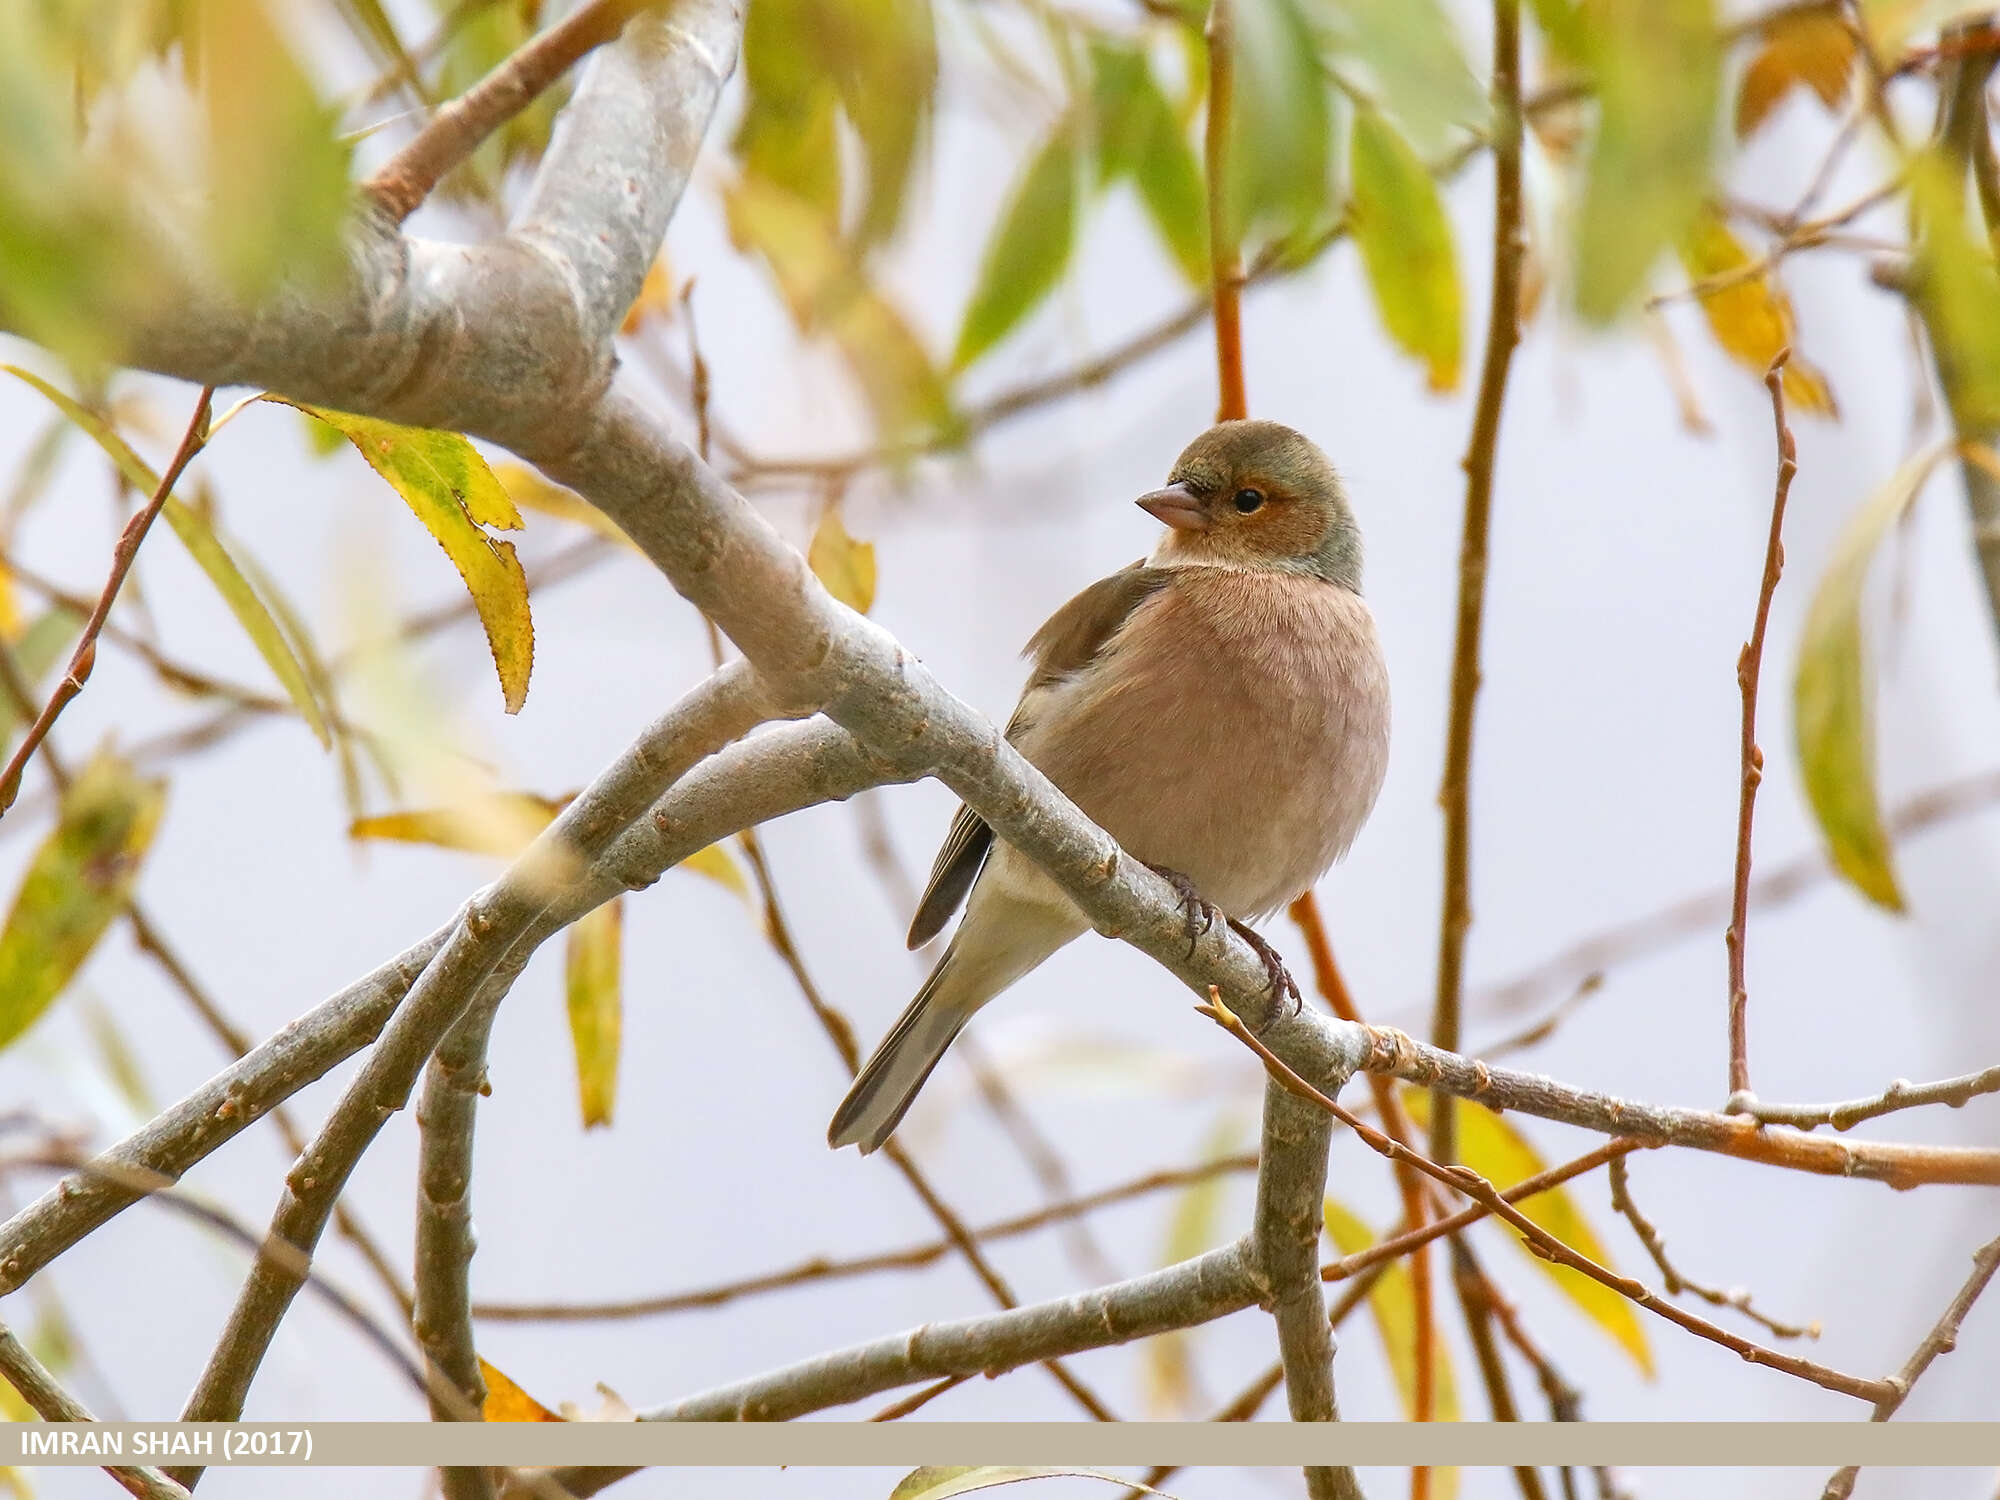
[6,1423,2000,1467]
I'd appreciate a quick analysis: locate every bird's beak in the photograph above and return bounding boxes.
[1136,482,1210,531]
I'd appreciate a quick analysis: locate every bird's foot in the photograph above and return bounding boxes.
[1225,917,1303,1021]
[1143,862,1219,956]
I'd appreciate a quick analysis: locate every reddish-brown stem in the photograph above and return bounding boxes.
[1726,350,1798,1102]
[1200,994,1898,1405]
[363,0,661,223]
[1432,0,1525,1166]
[1204,0,1246,423]
[867,1373,968,1421]
[0,386,213,819]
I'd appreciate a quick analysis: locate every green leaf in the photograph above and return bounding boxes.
[1322,1197,1461,1440]
[1349,107,1463,391]
[1794,448,1952,911]
[808,505,878,613]
[953,126,1082,370]
[1573,0,1721,323]
[565,897,623,1129]
[197,0,352,299]
[889,1471,1180,1500]
[727,176,954,439]
[1405,1090,1654,1375]
[281,402,535,714]
[1225,0,1335,247]
[1323,0,1486,153]
[1090,43,1208,284]
[736,0,845,222]
[2,368,332,747]
[1909,150,2000,436]
[0,606,85,754]
[0,752,165,1053]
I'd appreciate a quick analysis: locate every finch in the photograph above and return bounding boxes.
[829,419,1391,1153]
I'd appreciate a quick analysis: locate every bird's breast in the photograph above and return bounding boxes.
[1014,566,1391,919]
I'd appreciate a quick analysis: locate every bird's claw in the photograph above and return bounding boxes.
[1144,862,1219,956]
[1226,917,1303,1022]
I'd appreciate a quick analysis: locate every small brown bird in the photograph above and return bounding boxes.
[829,420,1391,1153]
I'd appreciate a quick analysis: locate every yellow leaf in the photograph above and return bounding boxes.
[1350,107,1464,392]
[1735,11,1855,138]
[280,401,534,714]
[478,1357,562,1422]
[620,255,677,337]
[889,1472,1181,1500]
[0,752,165,1052]
[1676,214,1838,418]
[726,175,953,440]
[676,842,751,900]
[4,369,333,745]
[490,463,639,552]
[808,506,878,614]
[565,898,623,1129]
[350,792,562,858]
[1794,447,1952,911]
[1322,1198,1461,1449]
[1404,1090,1654,1376]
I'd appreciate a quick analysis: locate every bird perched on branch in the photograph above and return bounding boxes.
[829,419,1391,1154]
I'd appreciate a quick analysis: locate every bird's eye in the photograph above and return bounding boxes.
[1233,488,1265,514]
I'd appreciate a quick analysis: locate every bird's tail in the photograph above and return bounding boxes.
[828,947,968,1155]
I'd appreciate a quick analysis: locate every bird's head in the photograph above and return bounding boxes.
[1136,420,1362,590]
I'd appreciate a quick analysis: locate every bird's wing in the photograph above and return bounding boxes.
[904,561,1174,950]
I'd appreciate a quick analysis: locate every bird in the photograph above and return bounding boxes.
[828,419,1392,1154]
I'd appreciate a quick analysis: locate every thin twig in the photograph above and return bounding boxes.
[1608,1155,1819,1341]
[0,386,212,818]
[363,0,662,222]
[1724,349,1799,1102]
[1740,1065,2000,1131]
[1450,1240,1550,1500]
[0,1315,190,1499]
[472,1154,1256,1321]
[1821,1233,2000,1499]
[1200,993,1899,1404]
[1432,0,1525,1168]
[867,1374,969,1421]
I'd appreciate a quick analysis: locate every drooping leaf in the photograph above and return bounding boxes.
[350,792,562,859]
[478,1357,563,1422]
[953,125,1081,370]
[1909,150,2000,436]
[1794,448,1952,911]
[889,1471,1179,1500]
[5,369,334,744]
[0,606,85,754]
[1224,0,1335,248]
[677,842,752,901]
[1145,1112,1243,1415]
[1676,213,1837,416]
[1574,0,1722,323]
[1090,43,1208,284]
[1322,1197,1461,1456]
[736,0,845,223]
[1735,10,1856,139]
[0,752,165,1052]
[566,897,622,1129]
[1322,0,1486,152]
[1526,0,1589,68]
[1404,1090,1654,1375]
[1349,107,1463,391]
[491,463,639,552]
[197,0,352,298]
[281,401,534,714]
[727,176,954,438]
[808,505,879,614]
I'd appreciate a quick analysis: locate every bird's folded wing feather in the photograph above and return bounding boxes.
[904,560,1174,949]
